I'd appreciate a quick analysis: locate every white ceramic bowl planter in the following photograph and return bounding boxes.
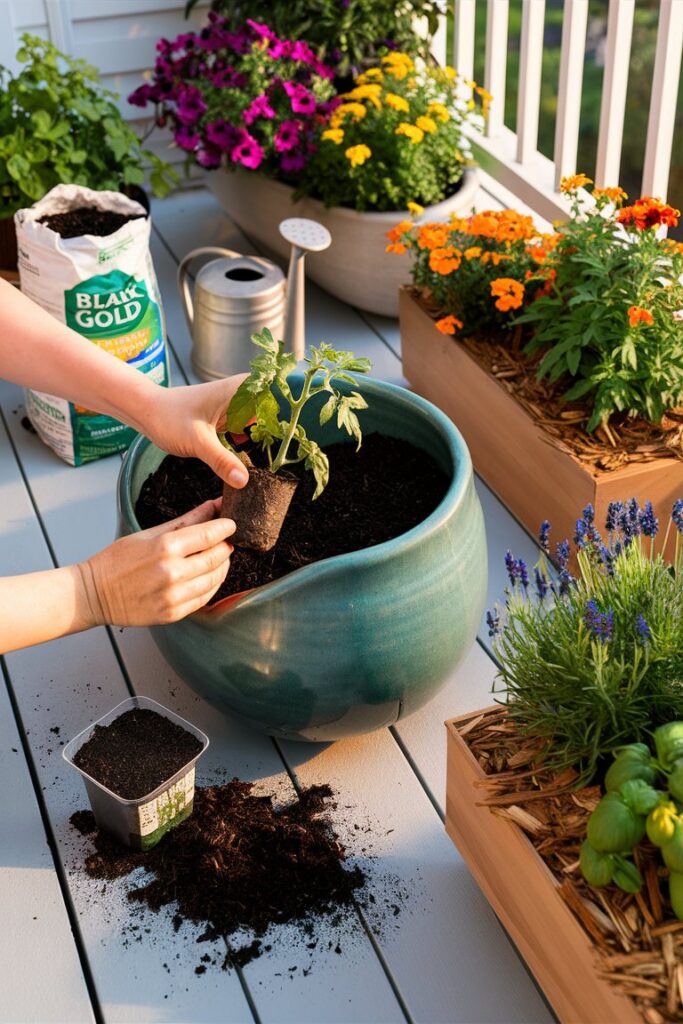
[208,167,480,318]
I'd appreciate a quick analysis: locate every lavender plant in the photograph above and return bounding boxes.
[490,500,683,783]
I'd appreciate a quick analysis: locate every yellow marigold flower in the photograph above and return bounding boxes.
[395,122,424,145]
[435,314,463,335]
[357,68,384,84]
[345,144,372,167]
[416,115,437,134]
[444,66,457,80]
[343,84,383,111]
[559,173,593,193]
[385,92,410,113]
[593,186,628,205]
[490,277,525,312]
[382,51,414,67]
[476,86,492,116]
[332,102,367,126]
[464,246,482,261]
[428,102,450,123]
[384,62,409,81]
[407,201,424,217]
[322,128,344,144]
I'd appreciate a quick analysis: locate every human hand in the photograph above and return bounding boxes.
[142,377,250,488]
[77,499,235,627]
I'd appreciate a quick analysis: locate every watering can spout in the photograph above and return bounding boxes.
[279,218,332,362]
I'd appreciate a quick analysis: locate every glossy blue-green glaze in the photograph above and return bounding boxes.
[118,375,487,741]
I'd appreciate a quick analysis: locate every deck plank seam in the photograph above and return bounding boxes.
[0,656,103,1024]
[270,736,415,1024]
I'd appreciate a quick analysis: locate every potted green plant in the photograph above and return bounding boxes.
[220,328,370,551]
[64,695,209,850]
[118,354,487,742]
[183,0,446,79]
[446,499,683,1024]
[395,178,683,558]
[0,35,177,274]
[130,16,485,316]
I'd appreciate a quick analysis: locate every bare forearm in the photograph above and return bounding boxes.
[0,566,99,654]
[0,279,159,434]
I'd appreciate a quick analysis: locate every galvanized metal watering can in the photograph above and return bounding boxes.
[178,218,331,380]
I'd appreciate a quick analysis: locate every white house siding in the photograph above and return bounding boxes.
[0,0,209,173]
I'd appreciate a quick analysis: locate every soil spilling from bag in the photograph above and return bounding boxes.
[38,207,146,239]
[135,434,450,600]
[73,709,202,799]
[70,780,367,969]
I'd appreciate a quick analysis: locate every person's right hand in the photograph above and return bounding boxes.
[77,499,235,628]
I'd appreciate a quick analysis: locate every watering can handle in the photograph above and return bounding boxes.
[177,246,242,332]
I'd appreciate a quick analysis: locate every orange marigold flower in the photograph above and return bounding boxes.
[467,213,500,238]
[593,186,628,205]
[464,246,482,260]
[560,173,593,193]
[386,242,407,254]
[490,277,525,312]
[618,197,680,231]
[627,305,654,327]
[435,314,463,335]
[417,223,450,250]
[385,219,413,243]
[481,251,511,266]
[429,246,462,274]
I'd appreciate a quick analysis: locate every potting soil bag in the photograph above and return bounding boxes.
[15,184,169,465]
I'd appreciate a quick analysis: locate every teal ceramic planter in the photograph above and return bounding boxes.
[118,376,487,741]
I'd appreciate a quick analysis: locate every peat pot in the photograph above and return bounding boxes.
[208,167,480,318]
[118,376,487,741]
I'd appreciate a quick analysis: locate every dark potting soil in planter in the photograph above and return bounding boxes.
[70,780,367,968]
[135,433,450,601]
[38,206,147,239]
[72,708,202,799]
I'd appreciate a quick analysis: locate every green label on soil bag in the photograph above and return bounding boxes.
[59,269,168,465]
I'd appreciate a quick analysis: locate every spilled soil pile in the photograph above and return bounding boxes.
[135,434,450,600]
[71,780,366,968]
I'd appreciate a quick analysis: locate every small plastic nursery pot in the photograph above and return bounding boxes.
[63,696,209,851]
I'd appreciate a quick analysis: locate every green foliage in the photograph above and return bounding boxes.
[221,329,371,499]
[0,35,177,218]
[515,186,683,431]
[185,0,445,77]
[299,58,487,212]
[493,511,683,786]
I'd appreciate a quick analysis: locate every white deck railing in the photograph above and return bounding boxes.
[433,0,683,222]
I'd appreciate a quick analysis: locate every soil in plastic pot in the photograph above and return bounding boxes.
[73,708,202,799]
[135,433,449,602]
[38,206,147,239]
[221,465,299,552]
[0,216,18,270]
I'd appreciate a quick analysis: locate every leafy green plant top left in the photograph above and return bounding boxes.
[221,328,371,498]
[0,34,176,218]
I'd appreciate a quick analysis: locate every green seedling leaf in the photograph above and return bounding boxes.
[226,379,258,433]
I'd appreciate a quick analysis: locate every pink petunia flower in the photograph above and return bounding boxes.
[280,151,306,173]
[174,125,201,151]
[205,119,239,152]
[274,120,302,152]
[175,86,207,125]
[231,130,264,169]
[196,144,223,168]
[243,93,276,125]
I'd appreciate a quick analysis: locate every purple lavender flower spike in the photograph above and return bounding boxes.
[504,550,517,587]
[538,520,550,555]
[583,600,614,642]
[639,501,659,538]
[599,545,615,576]
[582,504,595,525]
[605,501,624,534]
[574,518,588,549]
[672,499,683,533]
[636,614,651,644]
[558,568,576,597]
[486,610,500,637]
[556,539,570,569]
[517,558,529,590]
[534,567,549,601]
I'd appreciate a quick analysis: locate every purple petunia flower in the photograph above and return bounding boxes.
[205,118,239,152]
[280,151,307,173]
[175,85,207,125]
[174,124,201,151]
[230,130,264,169]
[128,83,155,108]
[243,93,276,125]
[195,144,222,168]
[274,119,302,152]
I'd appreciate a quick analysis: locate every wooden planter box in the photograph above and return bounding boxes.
[445,708,641,1024]
[400,287,683,556]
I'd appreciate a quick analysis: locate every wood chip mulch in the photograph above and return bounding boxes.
[413,288,683,472]
[458,707,683,1024]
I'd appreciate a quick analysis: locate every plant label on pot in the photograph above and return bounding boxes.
[63,695,209,850]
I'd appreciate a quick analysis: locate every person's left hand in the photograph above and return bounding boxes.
[143,376,250,488]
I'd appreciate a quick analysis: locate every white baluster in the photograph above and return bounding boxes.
[485,0,509,138]
[642,0,683,201]
[553,0,589,188]
[595,0,635,188]
[516,0,546,165]
[453,0,476,83]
